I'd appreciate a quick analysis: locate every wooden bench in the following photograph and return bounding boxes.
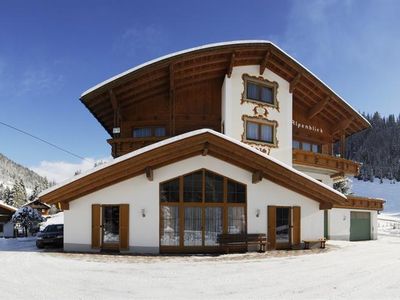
[217,233,267,253]
[303,238,326,249]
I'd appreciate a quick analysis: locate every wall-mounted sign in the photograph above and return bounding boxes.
[112,127,121,134]
[292,120,323,134]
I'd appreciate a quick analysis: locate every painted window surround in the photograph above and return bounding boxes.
[221,65,293,166]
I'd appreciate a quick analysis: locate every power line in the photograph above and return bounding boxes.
[0,120,91,162]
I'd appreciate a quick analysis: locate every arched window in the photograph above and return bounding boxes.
[160,169,246,251]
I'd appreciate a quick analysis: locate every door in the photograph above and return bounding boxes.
[350,211,371,241]
[102,205,120,249]
[268,206,300,250]
[276,207,291,249]
[292,206,301,246]
[183,206,224,247]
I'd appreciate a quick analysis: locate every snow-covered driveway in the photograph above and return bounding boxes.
[1,236,400,299]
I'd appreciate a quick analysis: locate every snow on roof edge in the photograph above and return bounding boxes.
[39,129,345,200]
[0,200,17,212]
[22,198,51,208]
[80,40,369,126]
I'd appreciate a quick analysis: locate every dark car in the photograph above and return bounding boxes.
[36,224,64,249]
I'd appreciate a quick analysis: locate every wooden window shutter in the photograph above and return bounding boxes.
[119,204,129,250]
[267,206,276,250]
[91,204,101,249]
[292,206,301,246]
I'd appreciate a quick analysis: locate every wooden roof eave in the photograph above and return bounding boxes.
[80,41,369,139]
[39,131,347,208]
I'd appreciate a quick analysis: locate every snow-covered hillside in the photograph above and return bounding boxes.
[352,178,399,213]
[0,153,50,196]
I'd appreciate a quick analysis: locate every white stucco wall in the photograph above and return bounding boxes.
[64,155,323,253]
[299,170,334,187]
[328,208,377,240]
[222,66,293,166]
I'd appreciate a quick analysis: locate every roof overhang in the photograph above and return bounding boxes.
[80,40,370,139]
[0,201,17,212]
[39,129,347,209]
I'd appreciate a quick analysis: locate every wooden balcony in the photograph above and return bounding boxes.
[336,195,385,211]
[108,136,169,157]
[292,149,360,176]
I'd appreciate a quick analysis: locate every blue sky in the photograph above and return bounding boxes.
[0,0,399,182]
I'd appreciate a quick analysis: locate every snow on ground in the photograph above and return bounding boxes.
[378,213,400,237]
[1,235,400,299]
[352,178,400,213]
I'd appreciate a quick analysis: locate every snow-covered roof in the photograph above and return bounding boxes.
[22,198,51,208]
[39,129,345,200]
[0,200,17,212]
[80,40,369,126]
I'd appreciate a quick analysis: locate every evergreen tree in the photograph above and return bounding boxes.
[11,206,44,237]
[347,112,400,182]
[4,187,15,207]
[333,177,352,195]
[12,179,27,207]
[29,185,41,202]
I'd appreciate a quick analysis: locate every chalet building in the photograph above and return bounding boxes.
[39,41,384,253]
[22,199,51,216]
[0,201,16,238]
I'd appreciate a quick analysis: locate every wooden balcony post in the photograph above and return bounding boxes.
[340,132,346,158]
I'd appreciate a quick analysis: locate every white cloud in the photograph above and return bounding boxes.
[113,24,169,58]
[18,67,64,95]
[30,157,112,183]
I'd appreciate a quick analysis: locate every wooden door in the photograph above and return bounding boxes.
[119,204,129,250]
[267,206,276,250]
[292,206,301,246]
[91,204,101,249]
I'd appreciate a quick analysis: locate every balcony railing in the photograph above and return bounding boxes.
[292,149,360,175]
[338,195,385,211]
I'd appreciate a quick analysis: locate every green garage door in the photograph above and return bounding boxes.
[350,212,371,241]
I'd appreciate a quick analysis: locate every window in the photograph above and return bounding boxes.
[244,117,277,146]
[276,207,290,244]
[0,223,3,233]
[205,171,224,203]
[292,140,321,153]
[228,207,246,234]
[160,178,180,203]
[159,169,247,248]
[133,127,166,138]
[242,74,278,107]
[311,144,320,153]
[160,206,179,246]
[247,82,273,104]
[183,171,203,202]
[302,142,311,152]
[154,127,166,137]
[292,140,300,149]
[227,180,246,203]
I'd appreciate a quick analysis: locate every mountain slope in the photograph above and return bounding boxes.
[0,153,49,194]
[352,179,399,213]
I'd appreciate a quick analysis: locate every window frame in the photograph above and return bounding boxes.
[292,139,322,153]
[241,74,279,109]
[132,126,167,139]
[159,169,247,250]
[242,115,278,147]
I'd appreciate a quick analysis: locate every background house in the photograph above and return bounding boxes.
[0,201,16,238]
